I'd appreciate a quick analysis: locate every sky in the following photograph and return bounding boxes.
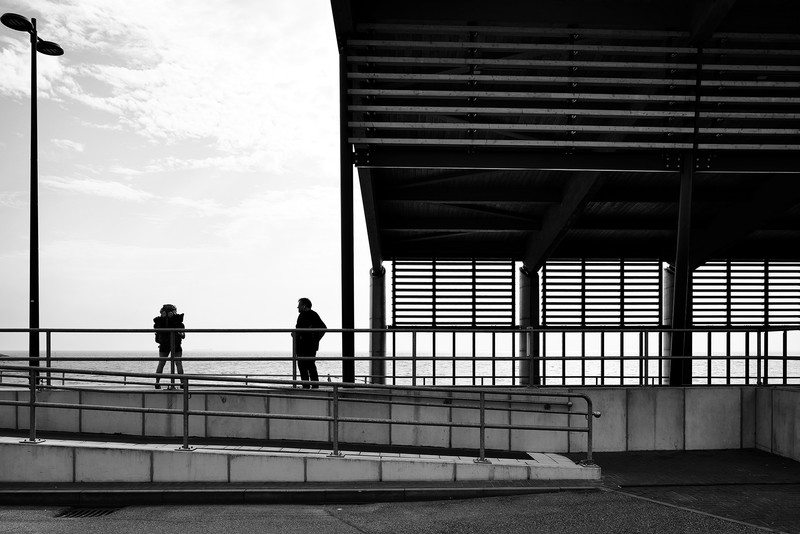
[0,0,372,351]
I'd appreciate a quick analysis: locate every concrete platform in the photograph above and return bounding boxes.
[0,434,599,488]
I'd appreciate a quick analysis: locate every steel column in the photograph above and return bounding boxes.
[340,47,355,383]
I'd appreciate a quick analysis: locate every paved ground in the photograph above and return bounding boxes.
[581,449,800,534]
[0,449,798,533]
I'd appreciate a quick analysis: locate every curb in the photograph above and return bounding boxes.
[0,485,601,506]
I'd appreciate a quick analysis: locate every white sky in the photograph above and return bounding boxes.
[0,0,372,351]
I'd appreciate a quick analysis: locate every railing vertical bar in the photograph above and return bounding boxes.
[45,330,52,387]
[658,329,664,386]
[757,330,763,385]
[478,391,486,462]
[619,331,624,385]
[179,379,192,450]
[561,331,566,386]
[783,330,788,386]
[638,331,644,385]
[707,332,713,385]
[764,328,770,386]
[726,331,732,385]
[27,362,38,443]
[412,331,417,387]
[491,332,496,386]
[542,330,547,386]
[745,331,751,384]
[600,331,605,386]
[170,331,176,389]
[432,331,437,386]
[392,330,397,386]
[331,384,342,457]
[581,331,586,387]
[511,328,516,387]
[472,331,477,386]
[586,396,594,465]
[292,332,298,385]
[452,331,457,386]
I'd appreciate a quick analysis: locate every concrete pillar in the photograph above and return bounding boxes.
[369,266,387,384]
[517,267,540,386]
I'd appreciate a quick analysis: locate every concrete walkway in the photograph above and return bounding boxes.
[0,449,798,533]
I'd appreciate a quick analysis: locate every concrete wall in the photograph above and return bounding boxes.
[1,386,798,460]
[0,438,599,484]
[755,387,800,463]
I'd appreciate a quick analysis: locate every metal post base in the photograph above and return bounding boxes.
[20,438,44,444]
[328,452,345,458]
[473,458,492,464]
[176,445,195,452]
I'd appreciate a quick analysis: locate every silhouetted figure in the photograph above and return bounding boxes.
[293,298,326,388]
[153,303,185,389]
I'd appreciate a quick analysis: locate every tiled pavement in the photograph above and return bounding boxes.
[0,433,798,533]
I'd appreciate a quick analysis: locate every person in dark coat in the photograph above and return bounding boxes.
[293,298,326,388]
[153,303,185,389]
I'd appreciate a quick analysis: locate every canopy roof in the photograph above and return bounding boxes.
[331,0,800,271]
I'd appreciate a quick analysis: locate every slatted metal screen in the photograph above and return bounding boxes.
[693,261,800,326]
[391,259,515,326]
[542,260,663,326]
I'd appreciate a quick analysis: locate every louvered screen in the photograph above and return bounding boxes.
[692,261,800,326]
[542,260,662,326]
[391,259,515,326]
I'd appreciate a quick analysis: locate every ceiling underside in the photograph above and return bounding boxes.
[330,0,800,271]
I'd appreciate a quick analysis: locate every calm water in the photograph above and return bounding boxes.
[1,348,798,386]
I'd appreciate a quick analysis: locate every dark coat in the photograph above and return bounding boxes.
[295,310,326,356]
[154,313,185,348]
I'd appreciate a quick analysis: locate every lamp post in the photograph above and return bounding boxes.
[1,13,63,372]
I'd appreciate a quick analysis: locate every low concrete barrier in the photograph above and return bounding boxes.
[1,386,798,460]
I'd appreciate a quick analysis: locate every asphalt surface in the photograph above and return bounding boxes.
[0,449,798,534]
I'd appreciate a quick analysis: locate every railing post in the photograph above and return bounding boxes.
[177,378,194,451]
[22,363,43,444]
[474,391,490,464]
[580,395,598,466]
[329,384,344,457]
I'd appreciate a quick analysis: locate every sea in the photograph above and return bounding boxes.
[1,349,798,387]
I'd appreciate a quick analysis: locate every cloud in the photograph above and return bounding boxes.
[9,0,339,178]
[0,191,26,209]
[52,139,85,152]
[42,176,155,202]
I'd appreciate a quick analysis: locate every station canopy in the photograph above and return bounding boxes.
[330,0,800,272]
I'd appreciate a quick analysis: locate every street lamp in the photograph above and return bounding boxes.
[1,13,63,373]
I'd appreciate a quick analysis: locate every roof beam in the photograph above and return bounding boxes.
[354,148,675,172]
[522,173,605,272]
[690,175,800,268]
[689,0,738,47]
[357,168,384,271]
[387,187,561,203]
[385,217,540,232]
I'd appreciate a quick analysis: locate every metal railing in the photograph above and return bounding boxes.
[0,363,601,464]
[0,325,798,387]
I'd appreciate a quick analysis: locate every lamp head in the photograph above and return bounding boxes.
[37,39,63,56]
[1,12,33,33]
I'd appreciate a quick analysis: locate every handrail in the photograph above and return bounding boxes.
[0,363,601,464]
[1,325,798,387]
